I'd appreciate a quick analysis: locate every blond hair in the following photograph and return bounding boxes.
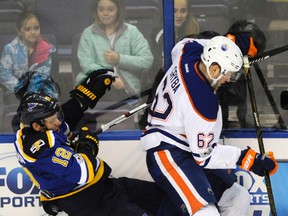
[174,0,199,41]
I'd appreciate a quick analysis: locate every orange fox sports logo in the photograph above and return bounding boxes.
[76,85,97,100]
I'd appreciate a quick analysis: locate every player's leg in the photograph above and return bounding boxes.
[204,169,250,216]
[203,169,237,202]
[51,176,152,216]
[146,145,219,216]
[115,176,167,214]
[105,177,155,216]
[194,203,220,216]
[217,182,250,216]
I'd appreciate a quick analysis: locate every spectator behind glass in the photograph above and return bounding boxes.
[218,20,267,128]
[0,10,59,100]
[76,0,154,101]
[139,0,199,129]
[151,0,199,70]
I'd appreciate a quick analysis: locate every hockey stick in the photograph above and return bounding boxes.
[243,56,277,216]
[95,103,149,135]
[249,44,288,65]
[253,63,286,128]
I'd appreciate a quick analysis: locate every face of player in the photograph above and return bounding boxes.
[43,112,63,131]
[214,72,233,91]
[174,0,189,28]
[17,17,40,47]
[97,0,118,28]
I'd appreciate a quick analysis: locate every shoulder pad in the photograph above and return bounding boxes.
[21,128,53,159]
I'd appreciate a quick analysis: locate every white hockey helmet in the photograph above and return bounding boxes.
[201,36,244,86]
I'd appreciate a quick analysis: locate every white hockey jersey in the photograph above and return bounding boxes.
[141,38,241,169]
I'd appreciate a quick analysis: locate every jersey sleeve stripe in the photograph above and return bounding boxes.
[15,128,36,162]
[81,154,95,183]
[41,159,105,201]
[143,128,189,148]
[154,150,207,214]
[76,154,88,184]
[46,131,55,148]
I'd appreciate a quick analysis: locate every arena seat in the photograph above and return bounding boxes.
[34,0,94,60]
[190,4,232,35]
[125,5,161,46]
[0,1,24,35]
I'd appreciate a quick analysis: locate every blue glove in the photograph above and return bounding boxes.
[237,147,278,176]
[226,33,258,57]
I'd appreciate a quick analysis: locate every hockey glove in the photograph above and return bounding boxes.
[15,71,60,100]
[72,127,99,157]
[237,147,278,176]
[15,85,27,100]
[70,69,115,109]
[226,33,258,57]
[14,71,36,100]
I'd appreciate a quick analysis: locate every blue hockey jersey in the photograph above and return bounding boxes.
[14,122,110,199]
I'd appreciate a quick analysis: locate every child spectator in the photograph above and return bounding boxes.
[0,10,59,100]
[76,0,153,101]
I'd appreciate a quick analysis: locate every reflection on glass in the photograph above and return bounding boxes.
[0,1,287,132]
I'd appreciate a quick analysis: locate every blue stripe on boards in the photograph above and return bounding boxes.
[1,129,288,143]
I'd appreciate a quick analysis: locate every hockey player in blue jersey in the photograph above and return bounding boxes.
[141,35,278,216]
[14,69,179,216]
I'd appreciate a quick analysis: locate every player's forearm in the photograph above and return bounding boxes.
[61,98,85,131]
[200,144,241,169]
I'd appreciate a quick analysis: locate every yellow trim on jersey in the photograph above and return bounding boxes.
[23,167,40,188]
[17,128,36,162]
[46,130,54,148]
[81,153,94,183]
[40,159,105,201]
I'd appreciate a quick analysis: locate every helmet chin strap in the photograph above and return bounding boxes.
[206,65,223,87]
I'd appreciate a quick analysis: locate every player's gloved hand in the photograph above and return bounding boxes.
[70,69,115,110]
[15,85,27,100]
[237,147,278,176]
[226,33,258,57]
[265,151,278,175]
[72,127,99,156]
[14,71,36,100]
[15,71,60,100]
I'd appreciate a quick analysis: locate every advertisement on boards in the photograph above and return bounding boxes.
[0,139,287,216]
[0,144,45,215]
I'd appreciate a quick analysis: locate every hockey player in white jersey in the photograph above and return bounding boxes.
[141,36,278,216]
